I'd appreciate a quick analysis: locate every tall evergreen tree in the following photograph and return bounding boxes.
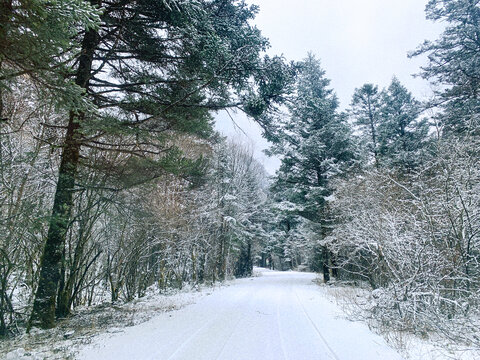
[350,84,382,166]
[410,0,480,134]
[378,77,430,169]
[268,54,354,279]
[270,54,353,221]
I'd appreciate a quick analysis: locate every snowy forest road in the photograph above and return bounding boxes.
[78,270,403,360]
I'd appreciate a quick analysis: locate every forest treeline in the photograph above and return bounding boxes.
[1,0,479,347]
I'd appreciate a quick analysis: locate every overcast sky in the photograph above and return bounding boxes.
[214,0,445,174]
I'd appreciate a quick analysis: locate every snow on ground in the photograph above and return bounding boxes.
[322,284,480,360]
[77,269,403,360]
[5,268,477,359]
[1,286,208,360]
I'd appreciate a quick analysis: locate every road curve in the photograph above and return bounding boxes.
[78,269,403,360]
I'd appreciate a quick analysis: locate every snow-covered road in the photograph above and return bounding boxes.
[78,270,403,360]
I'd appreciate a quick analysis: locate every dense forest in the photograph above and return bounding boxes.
[1,0,479,352]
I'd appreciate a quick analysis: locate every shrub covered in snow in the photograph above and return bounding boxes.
[325,138,480,347]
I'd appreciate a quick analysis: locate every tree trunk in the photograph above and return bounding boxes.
[55,246,68,318]
[322,246,330,283]
[260,253,266,268]
[191,249,197,283]
[28,25,99,330]
[246,240,252,276]
[0,0,12,60]
[198,253,205,283]
[27,117,81,329]
[57,215,94,317]
[217,230,227,281]
[367,98,379,166]
[0,79,3,121]
[0,0,10,121]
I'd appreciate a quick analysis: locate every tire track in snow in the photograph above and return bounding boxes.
[164,312,221,360]
[166,283,257,360]
[293,289,340,360]
[165,285,253,360]
[212,311,245,360]
[276,287,289,360]
[212,284,268,360]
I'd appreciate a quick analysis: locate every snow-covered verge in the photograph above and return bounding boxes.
[0,284,215,360]
[321,282,480,360]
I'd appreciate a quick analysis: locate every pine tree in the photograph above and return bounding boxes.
[268,54,354,278]
[410,0,480,134]
[0,0,100,115]
[270,54,353,221]
[350,84,382,166]
[377,77,430,169]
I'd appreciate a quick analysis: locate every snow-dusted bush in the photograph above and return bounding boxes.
[326,137,480,346]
